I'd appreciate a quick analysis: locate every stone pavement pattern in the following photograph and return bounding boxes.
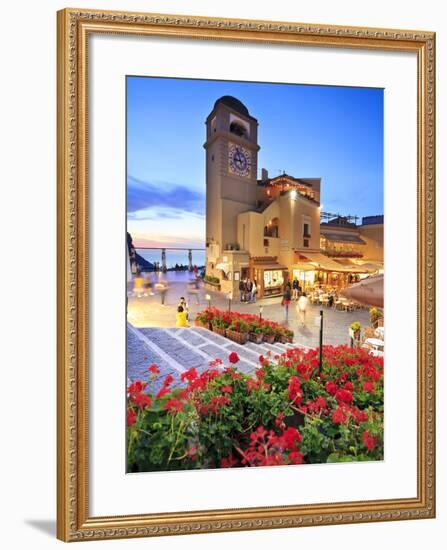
[127,325,305,391]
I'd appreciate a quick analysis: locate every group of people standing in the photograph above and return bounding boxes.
[282,278,308,325]
[239,278,257,303]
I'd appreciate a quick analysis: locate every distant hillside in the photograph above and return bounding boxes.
[127,231,155,272]
[135,252,154,272]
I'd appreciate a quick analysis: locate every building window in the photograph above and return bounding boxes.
[229,121,247,137]
[264,217,279,238]
[264,270,284,289]
[303,239,309,248]
[303,222,311,238]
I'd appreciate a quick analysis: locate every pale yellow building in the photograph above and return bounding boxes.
[204,96,383,298]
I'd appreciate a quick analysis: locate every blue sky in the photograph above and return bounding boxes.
[127,76,383,248]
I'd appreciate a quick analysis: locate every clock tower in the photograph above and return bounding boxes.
[204,96,259,287]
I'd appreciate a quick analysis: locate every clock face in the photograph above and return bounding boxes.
[228,143,251,177]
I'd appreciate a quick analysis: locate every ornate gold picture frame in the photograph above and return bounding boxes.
[57,7,435,542]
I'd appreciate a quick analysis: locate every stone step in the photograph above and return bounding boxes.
[127,324,311,393]
[175,328,259,374]
[285,342,309,350]
[245,341,273,355]
[261,342,288,355]
[127,324,184,393]
[139,327,209,371]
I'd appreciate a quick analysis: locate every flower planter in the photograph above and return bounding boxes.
[263,333,276,344]
[212,326,227,338]
[195,319,211,331]
[249,332,264,344]
[280,334,294,344]
[227,329,249,345]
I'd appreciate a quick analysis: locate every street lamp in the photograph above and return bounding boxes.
[227,291,233,314]
[205,293,211,309]
[259,305,263,321]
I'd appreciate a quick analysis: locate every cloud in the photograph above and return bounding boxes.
[127,175,205,218]
[131,233,205,250]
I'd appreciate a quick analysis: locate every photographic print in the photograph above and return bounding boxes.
[126,76,384,473]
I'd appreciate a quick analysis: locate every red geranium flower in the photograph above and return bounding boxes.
[181,367,198,383]
[275,413,286,429]
[127,408,137,426]
[221,385,233,394]
[221,453,238,468]
[332,406,349,425]
[288,451,305,464]
[128,380,147,396]
[163,374,174,387]
[363,429,378,451]
[155,387,170,399]
[363,381,374,393]
[209,395,231,412]
[352,407,369,424]
[163,398,184,414]
[280,427,302,451]
[228,352,240,364]
[335,388,353,404]
[132,393,152,410]
[148,364,159,374]
[288,376,303,405]
[325,381,337,396]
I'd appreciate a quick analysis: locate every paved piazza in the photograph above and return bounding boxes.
[127,273,372,387]
[127,272,370,348]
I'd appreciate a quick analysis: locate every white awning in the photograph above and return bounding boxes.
[300,252,352,272]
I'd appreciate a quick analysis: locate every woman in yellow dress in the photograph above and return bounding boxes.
[175,305,189,327]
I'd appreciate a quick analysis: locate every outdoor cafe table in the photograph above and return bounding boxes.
[365,337,384,351]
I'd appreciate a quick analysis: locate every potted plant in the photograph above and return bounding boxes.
[227,317,249,345]
[277,327,294,344]
[349,321,362,343]
[211,312,230,337]
[248,320,264,344]
[261,322,276,344]
[369,307,383,328]
[194,307,215,330]
[203,274,221,291]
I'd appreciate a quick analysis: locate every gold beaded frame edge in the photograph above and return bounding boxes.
[56,7,436,542]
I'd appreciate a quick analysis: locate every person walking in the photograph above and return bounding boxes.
[239,278,246,302]
[282,282,292,322]
[297,292,308,327]
[133,271,144,298]
[187,278,200,305]
[155,280,169,305]
[246,279,253,303]
[175,305,190,327]
[292,277,299,300]
[251,279,257,303]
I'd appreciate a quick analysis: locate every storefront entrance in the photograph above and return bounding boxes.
[250,259,287,298]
